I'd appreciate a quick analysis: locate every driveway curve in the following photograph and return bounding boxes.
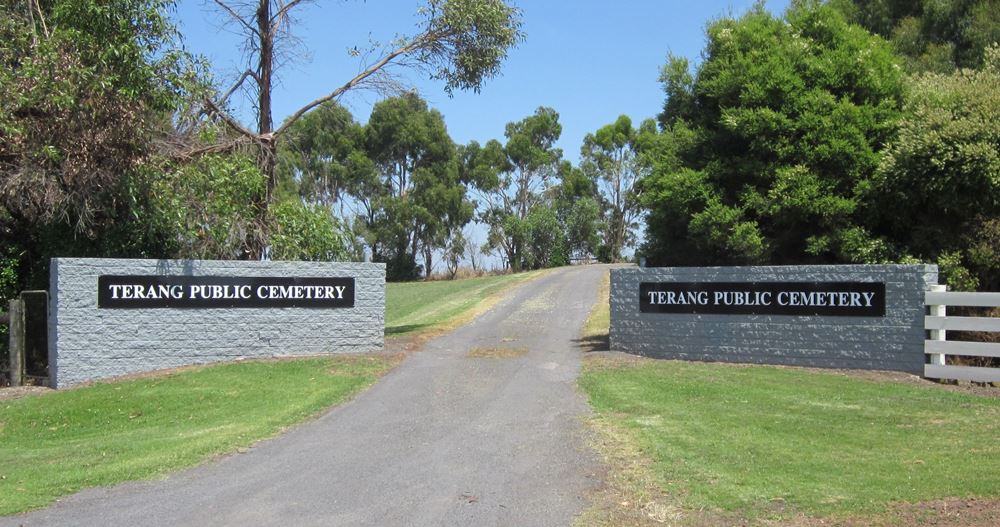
[2,264,610,526]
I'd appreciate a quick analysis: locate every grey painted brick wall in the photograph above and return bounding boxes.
[610,265,937,374]
[49,258,385,388]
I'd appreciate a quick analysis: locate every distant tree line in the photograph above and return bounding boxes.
[277,98,646,279]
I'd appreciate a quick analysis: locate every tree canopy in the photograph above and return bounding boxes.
[467,107,564,271]
[641,2,906,267]
[832,0,1000,71]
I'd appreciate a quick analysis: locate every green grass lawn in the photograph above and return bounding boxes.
[580,358,1000,522]
[385,270,544,336]
[0,356,395,515]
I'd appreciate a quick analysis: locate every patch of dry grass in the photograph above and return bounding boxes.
[576,408,684,527]
[465,346,528,359]
[582,269,611,339]
[577,269,611,353]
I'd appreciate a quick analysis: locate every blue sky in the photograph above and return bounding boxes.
[171,0,791,164]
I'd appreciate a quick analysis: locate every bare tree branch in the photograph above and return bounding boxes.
[271,0,307,29]
[204,97,261,139]
[216,68,259,107]
[212,0,260,38]
[275,35,437,136]
[32,0,50,38]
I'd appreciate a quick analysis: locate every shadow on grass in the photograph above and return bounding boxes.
[385,324,431,336]
[575,333,610,353]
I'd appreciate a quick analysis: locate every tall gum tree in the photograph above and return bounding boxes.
[580,115,654,262]
[203,0,523,258]
[363,93,471,280]
[466,107,562,271]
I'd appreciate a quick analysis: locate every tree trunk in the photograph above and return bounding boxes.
[424,244,433,280]
[248,0,275,260]
[257,1,273,136]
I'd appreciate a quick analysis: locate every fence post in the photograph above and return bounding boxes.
[8,298,25,387]
[928,284,947,367]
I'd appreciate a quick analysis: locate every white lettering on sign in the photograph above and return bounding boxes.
[98,276,355,309]
[639,281,886,317]
[256,285,346,300]
[188,285,253,300]
[646,290,709,305]
[713,291,773,306]
[108,284,184,300]
[776,291,875,307]
[645,288,879,308]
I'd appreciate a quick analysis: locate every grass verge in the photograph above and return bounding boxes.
[579,269,610,352]
[578,357,1000,525]
[0,355,398,516]
[385,269,547,338]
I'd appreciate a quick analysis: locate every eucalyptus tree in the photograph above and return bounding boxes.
[276,101,373,212]
[466,107,563,271]
[552,163,602,261]
[202,0,523,258]
[363,93,472,280]
[580,115,653,262]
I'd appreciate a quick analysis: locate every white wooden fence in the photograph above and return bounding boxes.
[924,285,1000,382]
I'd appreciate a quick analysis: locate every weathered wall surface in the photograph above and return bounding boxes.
[49,258,385,388]
[610,265,937,374]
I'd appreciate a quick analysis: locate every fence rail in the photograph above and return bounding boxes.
[924,286,1000,383]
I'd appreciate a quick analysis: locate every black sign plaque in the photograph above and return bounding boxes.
[98,275,355,309]
[639,281,885,317]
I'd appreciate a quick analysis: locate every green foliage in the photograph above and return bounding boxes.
[688,200,769,264]
[523,204,568,268]
[0,247,19,305]
[269,201,351,262]
[937,251,979,291]
[444,230,466,278]
[564,197,603,260]
[868,47,1000,289]
[360,93,471,280]
[641,2,906,267]
[966,216,1000,291]
[581,358,1000,518]
[549,162,603,260]
[833,0,1000,71]
[146,153,265,259]
[0,0,198,227]
[0,247,18,379]
[470,107,563,271]
[0,0,212,311]
[580,116,652,262]
[417,0,525,94]
[277,101,373,206]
